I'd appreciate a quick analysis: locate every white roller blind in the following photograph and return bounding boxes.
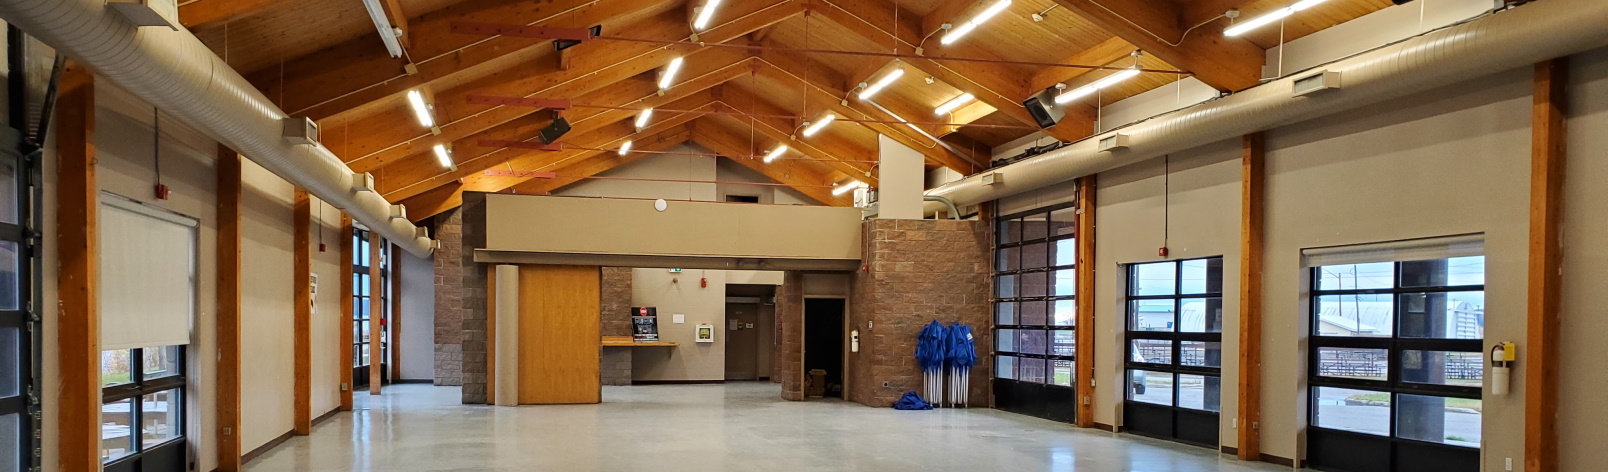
[99,195,197,350]
[1302,234,1485,267]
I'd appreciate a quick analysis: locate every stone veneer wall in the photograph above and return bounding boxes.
[847,219,992,407]
[431,208,464,386]
[776,271,804,400]
[458,193,490,403]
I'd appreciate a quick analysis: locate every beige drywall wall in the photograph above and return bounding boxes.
[484,193,862,261]
[1092,139,1243,442]
[309,198,344,417]
[715,158,814,205]
[877,134,925,219]
[558,144,717,201]
[239,159,297,453]
[1558,47,1608,471]
[398,249,436,381]
[1261,67,1532,467]
[63,82,225,471]
[631,269,728,381]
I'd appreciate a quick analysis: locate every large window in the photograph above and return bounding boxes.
[101,346,185,471]
[0,126,35,471]
[1123,257,1224,447]
[992,202,1078,422]
[352,228,389,387]
[1307,255,1484,472]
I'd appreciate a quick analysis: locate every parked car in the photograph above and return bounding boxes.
[1131,344,1147,395]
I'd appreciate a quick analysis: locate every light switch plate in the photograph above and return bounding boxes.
[673,314,685,324]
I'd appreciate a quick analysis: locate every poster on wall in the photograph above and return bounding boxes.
[632,306,659,342]
[695,323,714,343]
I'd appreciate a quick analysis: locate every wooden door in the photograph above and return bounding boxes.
[518,265,602,404]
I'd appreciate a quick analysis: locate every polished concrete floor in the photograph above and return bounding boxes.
[243,382,1294,471]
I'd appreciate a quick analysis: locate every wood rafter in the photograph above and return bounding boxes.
[706,84,879,185]
[321,1,803,172]
[250,0,678,120]
[396,98,715,207]
[1051,0,1263,91]
[364,46,751,191]
[178,0,276,29]
[806,0,1097,143]
[401,125,696,219]
[690,118,852,206]
[378,74,741,202]
[749,49,987,173]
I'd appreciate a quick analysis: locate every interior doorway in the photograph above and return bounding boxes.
[725,284,775,381]
[803,298,846,398]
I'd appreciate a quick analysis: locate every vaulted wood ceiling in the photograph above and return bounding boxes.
[180,0,1394,221]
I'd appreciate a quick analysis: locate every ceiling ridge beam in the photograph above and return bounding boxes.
[690,120,851,206]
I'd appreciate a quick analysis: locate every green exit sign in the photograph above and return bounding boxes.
[668,268,683,273]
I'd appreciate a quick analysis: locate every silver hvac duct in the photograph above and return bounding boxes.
[925,0,1608,213]
[0,0,436,256]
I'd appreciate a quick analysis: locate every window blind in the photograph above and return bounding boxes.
[1301,233,1484,268]
[99,195,197,350]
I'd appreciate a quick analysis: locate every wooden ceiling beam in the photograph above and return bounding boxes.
[808,0,1095,144]
[511,127,695,195]
[1028,36,1138,94]
[401,126,694,221]
[352,47,753,176]
[747,57,986,173]
[380,90,718,201]
[252,0,676,120]
[324,3,800,171]
[708,85,879,186]
[179,0,276,29]
[1051,0,1263,91]
[691,119,853,206]
[381,0,411,50]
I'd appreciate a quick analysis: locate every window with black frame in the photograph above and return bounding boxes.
[100,346,185,471]
[992,203,1078,423]
[0,127,35,472]
[1306,255,1484,472]
[352,228,388,387]
[1123,257,1224,447]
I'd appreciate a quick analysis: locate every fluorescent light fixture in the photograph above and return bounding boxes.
[934,93,975,115]
[406,90,434,128]
[361,0,404,58]
[1053,68,1140,104]
[618,140,633,156]
[1224,0,1327,37]
[801,114,835,137]
[857,67,905,100]
[635,108,654,129]
[659,57,685,90]
[832,180,863,196]
[693,0,723,30]
[940,0,1011,45]
[762,145,787,163]
[433,144,452,168]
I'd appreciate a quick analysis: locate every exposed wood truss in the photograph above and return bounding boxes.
[194,0,1395,216]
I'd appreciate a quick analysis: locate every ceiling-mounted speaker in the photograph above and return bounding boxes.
[537,116,572,144]
[1022,86,1065,129]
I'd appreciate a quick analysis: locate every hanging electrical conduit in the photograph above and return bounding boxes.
[921,0,1608,214]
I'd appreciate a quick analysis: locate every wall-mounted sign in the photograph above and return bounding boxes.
[695,323,714,343]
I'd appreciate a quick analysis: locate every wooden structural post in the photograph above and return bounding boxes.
[370,231,383,395]
[1074,176,1097,428]
[292,189,312,434]
[338,214,354,410]
[392,243,404,380]
[1236,132,1265,460]
[1525,58,1567,472]
[215,145,243,471]
[55,60,102,472]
